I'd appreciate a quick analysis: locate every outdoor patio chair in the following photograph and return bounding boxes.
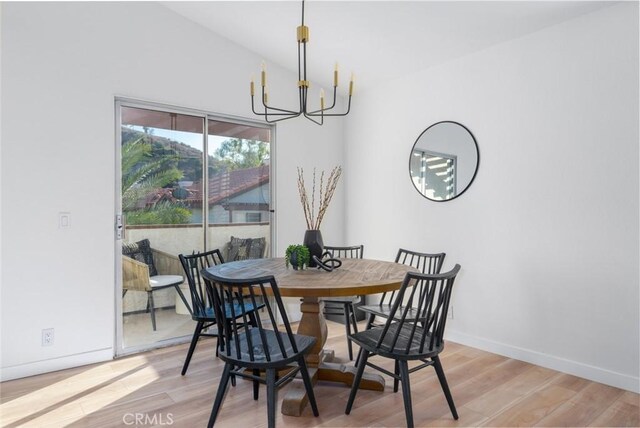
[224,236,267,261]
[122,238,188,331]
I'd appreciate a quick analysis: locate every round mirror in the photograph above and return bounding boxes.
[409,121,479,202]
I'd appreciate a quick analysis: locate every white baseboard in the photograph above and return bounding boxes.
[0,348,113,382]
[446,330,639,394]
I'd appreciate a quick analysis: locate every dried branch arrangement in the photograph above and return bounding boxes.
[297,166,342,230]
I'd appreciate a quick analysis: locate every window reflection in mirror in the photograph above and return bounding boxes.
[410,150,457,200]
[409,121,479,202]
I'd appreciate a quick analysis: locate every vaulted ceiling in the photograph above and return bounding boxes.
[162,1,613,91]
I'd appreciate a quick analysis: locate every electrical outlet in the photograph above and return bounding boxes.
[42,328,54,346]
[447,307,454,320]
[59,212,71,229]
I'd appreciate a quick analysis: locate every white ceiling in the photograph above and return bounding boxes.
[162,1,613,91]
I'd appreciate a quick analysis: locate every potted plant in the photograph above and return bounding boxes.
[285,245,310,270]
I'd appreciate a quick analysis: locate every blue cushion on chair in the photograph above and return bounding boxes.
[204,301,261,319]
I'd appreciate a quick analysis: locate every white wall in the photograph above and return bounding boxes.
[345,3,639,392]
[0,2,344,380]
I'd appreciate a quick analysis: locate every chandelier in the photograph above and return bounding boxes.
[250,0,354,125]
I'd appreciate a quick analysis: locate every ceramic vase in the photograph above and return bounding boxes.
[303,230,324,268]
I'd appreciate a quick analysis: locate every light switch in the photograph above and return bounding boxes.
[59,212,71,228]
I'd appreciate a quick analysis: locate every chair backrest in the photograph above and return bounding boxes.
[396,248,445,274]
[226,236,267,261]
[123,238,158,276]
[375,264,460,356]
[178,249,225,319]
[202,274,302,367]
[379,249,446,306]
[324,244,364,259]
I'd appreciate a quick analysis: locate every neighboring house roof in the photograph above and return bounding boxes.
[138,166,269,208]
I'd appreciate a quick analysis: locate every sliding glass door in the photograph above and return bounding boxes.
[116,100,273,354]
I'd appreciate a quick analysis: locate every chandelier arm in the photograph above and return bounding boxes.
[303,112,323,126]
[307,87,338,114]
[253,100,301,116]
[264,105,301,115]
[259,88,300,114]
[306,95,352,117]
[252,96,298,116]
[262,113,303,124]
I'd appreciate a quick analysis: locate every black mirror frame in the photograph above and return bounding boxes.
[409,120,480,202]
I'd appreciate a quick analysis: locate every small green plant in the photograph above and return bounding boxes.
[285,244,310,270]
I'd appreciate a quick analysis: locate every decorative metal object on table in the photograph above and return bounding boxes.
[312,250,343,272]
[249,0,355,125]
[297,166,342,267]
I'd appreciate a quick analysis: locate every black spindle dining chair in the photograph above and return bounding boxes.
[358,248,446,330]
[321,244,364,360]
[178,249,264,376]
[203,273,319,428]
[346,264,461,428]
[356,248,446,391]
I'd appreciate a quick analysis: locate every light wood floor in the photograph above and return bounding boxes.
[1,321,638,427]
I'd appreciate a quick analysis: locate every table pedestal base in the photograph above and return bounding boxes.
[281,351,386,416]
[281,297,386,417]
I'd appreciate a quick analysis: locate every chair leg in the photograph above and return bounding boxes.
[208,362,232,428]
[345,350,370,414]
[433,356,458,420]
[343,303,353,360]
[398,360,414,428]
[298,356,319,417]
[249,311,259,327]
[349,303,359,333]
[266,368,277,428]
[394,360,400,393]
[181,321,205,376]
[174,284,192,315]
[148,291,157,331]
[253,369,260,400]
[365,313,375,330]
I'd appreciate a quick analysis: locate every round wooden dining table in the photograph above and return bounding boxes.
[202,257,417,417]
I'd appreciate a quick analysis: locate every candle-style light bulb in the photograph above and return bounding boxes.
[334,62,339,87]
[349,72,354,96]
[263,87,268,104]
[261,61,266,87]
[250,75,255,96]
[320,88,325,110]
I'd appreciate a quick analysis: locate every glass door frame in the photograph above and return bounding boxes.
[114,97,276,357]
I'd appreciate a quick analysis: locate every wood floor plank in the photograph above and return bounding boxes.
[465,365,559,416]
[0,321,638,428]
[550,372,591,392]
[480,383,575,427]
[536,381,624,427]
[376,357,530,427]
[590,396,640,427]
